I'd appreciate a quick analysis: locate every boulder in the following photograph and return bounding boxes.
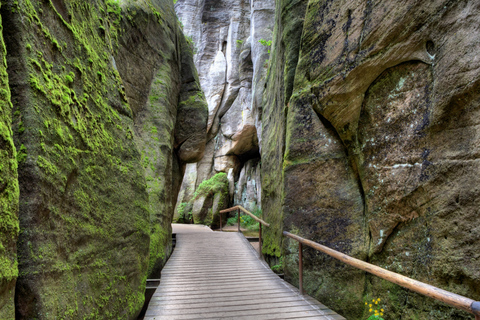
[186,172,230,228]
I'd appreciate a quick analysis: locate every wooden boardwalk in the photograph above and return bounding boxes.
[144,226,345,320]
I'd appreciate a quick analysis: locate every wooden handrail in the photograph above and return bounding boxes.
[219,205,268,259]
[217,206,480,319]
[220,205,270,227]
[283,231,480,319]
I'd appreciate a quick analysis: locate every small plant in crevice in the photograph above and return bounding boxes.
[258,38,272,53]
[270,256,283,274]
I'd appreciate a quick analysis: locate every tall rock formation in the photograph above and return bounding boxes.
[262,0,480,319]
[0,3,19,317]
[0,0,206,318]
[173,0,274,225]
[114,0,207,280]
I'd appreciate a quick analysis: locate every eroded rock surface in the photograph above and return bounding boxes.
[174,0,274,223]
[262,0,480,319]
[115,0,207,279]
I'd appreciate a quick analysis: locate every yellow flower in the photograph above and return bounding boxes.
[381,309,384,312]
[377,298,381,301]
[380,313,384,316]
[369,309,372,312]
[372,299,375,302]
[365,302,368,305]
[375,301,378,304]
[369,304,372,308]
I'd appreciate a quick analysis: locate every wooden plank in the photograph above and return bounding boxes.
[147,296,331,311]
[145,305,328,318]
[144,230,345,320]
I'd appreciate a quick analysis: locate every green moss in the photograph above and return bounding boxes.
[8,0,150,318]
[194,172,228,198]
[16,144,27,164]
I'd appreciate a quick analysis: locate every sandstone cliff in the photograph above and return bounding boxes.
[262,0,480,319]
[0,3,19,317]
[173,0,274,225]
[0,0,206,318]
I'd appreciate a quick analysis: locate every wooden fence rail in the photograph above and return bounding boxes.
[219,206,480,319]
[219,205,269,259]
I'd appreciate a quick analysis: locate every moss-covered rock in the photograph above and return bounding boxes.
[178,172,229,228]
[114,0,207,279]
[2,0,150,318]
[261,0,308,262]
[0,3,19,318]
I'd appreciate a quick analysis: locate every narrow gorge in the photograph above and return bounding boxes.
[0,0,479,319]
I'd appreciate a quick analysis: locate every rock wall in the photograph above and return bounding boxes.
[173,0,274,223]
[0,3,19,317]
[114,0,207,280]
[0,0,206,318]
[262,0,480,319]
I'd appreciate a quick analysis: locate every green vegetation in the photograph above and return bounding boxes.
[176,202,193,223]
[258,38,272,53]
[194,172,228,198]
[258,39,272,46]
[270,256,283,274]
[227,207,262,231]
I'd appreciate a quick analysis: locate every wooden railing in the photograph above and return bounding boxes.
[218,206,480,319]
[219,205,270,258]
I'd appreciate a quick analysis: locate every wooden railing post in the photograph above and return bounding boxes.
[237,209,240,232]
[299,242,303,295]
[259,223,263,259]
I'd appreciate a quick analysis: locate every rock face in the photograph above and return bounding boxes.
[0,4,19,317]
[174,0,274,223]
[0,0,206,318]
[114,0,207,280]
[262,0,480,319]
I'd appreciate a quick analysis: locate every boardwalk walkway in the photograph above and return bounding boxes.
[144,225,345,320]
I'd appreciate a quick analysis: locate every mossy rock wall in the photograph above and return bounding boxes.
[0,3,19,318]
[260,0,307,264]
[114,0,207,279]
[2,0,149,318]
[262,0,480,319]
